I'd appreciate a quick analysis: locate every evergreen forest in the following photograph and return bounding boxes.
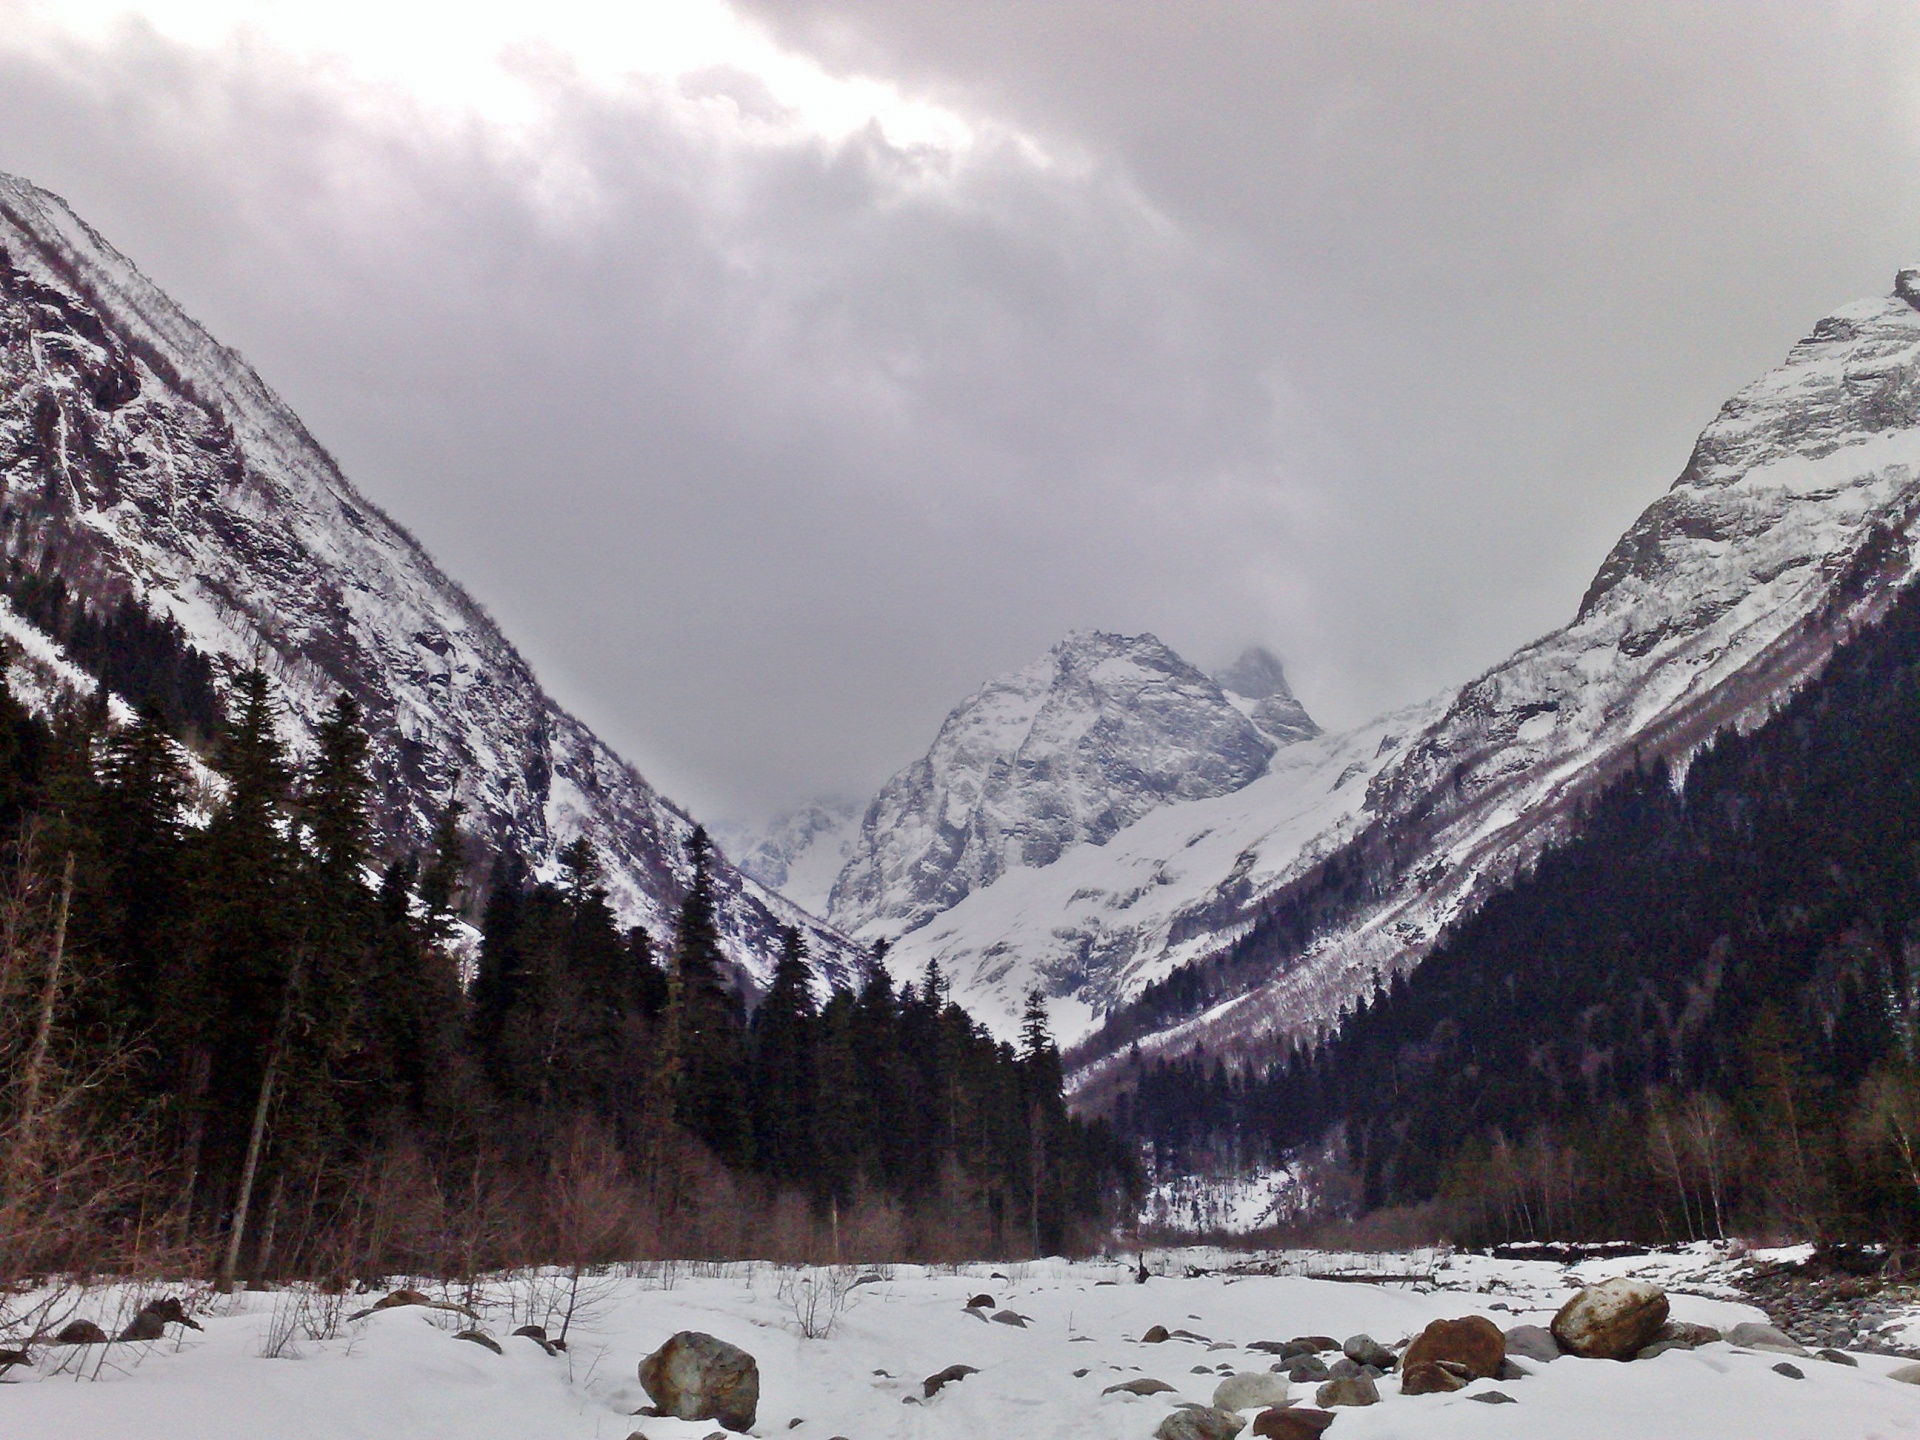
[0,615,1135,1283]
[1118,576,1920,1246]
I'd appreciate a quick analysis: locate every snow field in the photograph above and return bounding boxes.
[8,1251,1920,1439]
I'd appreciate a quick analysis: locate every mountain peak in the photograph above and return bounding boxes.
[1213,645,1320,746]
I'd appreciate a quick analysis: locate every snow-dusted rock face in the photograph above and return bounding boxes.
[0,172,856,986]
[827,631,1280,940]
[1213,644,1321,746]
[889,275,1920,1057]
[714,798,861,920]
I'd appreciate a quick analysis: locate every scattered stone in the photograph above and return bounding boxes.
[1818,1347,1858,1367]
[1315,1374,1380,1407]
[1634,1340,1691,1360]
[454,1330,502,1354]
[1470,1390,1518,1405]
[1252,1407,1332,1439]
[1192,1365,1215,1374]
[1342,1333,1396,1370]
[1285,1354,1329,1381]
[1104,1377,1177,1396]
[1496,1357,1528,1381]
[1726,1322,1809,1356]
[1172,1329,1212,1342]
[1403,1316,1505,1380]
[639,1331,760,1434]
[1207,1341,1236,1352]
[1212,1371,1290,1412]
[514,1324,548,1341]
[788,1420,803,1429]
[1143,1325,1172,1344]
[1551,1279,1669,1361]
[923,1363,978,1398]
[1073,1367,1090,1377]
[1154,1404,1248,1440]
[1400,1359,1474,1395]
[966,1294,995,1310]
[1772,1361,1805,1379]
[1325,1357,1360,1380]
[1658,1321,1723,1348]
[375,1288,431,1310]
[1293,1336,1339,1355]
[1504,1324,1561,1363]
[1245,1341,1289,1355]
[51,1320,107,1345]
[990,1310,1028,1328]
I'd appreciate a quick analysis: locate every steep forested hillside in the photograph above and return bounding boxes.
[1119,566,1920,1242]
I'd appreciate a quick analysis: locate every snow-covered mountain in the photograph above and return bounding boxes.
[885,273,1920,1060]
[1214,644,1321,746]
[714,799,861,920]
[0,172,857,985]
[826,630,1305,943]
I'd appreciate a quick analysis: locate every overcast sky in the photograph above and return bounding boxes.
[3,2,1920,823]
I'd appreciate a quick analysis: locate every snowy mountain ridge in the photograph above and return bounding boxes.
[872,273,1920,1062]
[0,171,858,986]
[825,629,1308,944]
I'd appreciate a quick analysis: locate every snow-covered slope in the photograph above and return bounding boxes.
[0,172,856,985]
[891,274,1920,1058]
[827,630,1292,941]
[715,798,861,920]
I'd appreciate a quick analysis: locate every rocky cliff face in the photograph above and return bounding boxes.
[1213,645,1321,746]
[826,630,1294,940]
[882,274,1920,1055]
[0,172,857,985]
[715,798,861,920]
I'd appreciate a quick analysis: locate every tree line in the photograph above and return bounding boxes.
[1117,573,1920,1245]
[0,624,1135,1283]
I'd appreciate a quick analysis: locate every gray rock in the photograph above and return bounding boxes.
[990,1310,1029,1328]
[1154,1405,1249,1440]
[1284,1355,1328,1381]
[924,1364,978,1398]
[1342,1333,1396,1370]
[1470,1390,1518,1404]
[1817,1348,1858,1367]
[1315,1375,1380,1408]
[1885,1361,1920,1384]
[1212,1371,1291,1412]
[1504,1324,1560,1363]
[1772,1362,1805,1380]
[1104,1377,1177,1396]
[1551,1279,1669,1361]
[1726,1322,1809,1356]
[1326,1357,1360,1380]
[639,1332,760,1434]
[1657,1321,1723,1348]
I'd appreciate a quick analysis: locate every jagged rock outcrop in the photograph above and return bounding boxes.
[827,630,1279,939]
[0,171,855,985]
[1214,645,1320,746]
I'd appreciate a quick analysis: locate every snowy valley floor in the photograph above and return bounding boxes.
[8,1246,1920,1439]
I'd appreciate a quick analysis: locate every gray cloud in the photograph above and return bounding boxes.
[3,3,1919,826]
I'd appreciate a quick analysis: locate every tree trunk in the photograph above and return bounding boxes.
[220,948,305,1291]
[8,851,73,1199]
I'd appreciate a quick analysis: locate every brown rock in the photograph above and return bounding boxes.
[1550,1279,1669,1361]
[924,1363,978,1397]
[1143,1324,1172,1343]
[1400,1359,1474,1394]
[51,1320,107,1345]
[1315,1374,1379,1407]
[639,1331,759,1434]
[1154,1406,1248,1440]
[1252,1408,1333,1439]
[1403,1316,1505,1379]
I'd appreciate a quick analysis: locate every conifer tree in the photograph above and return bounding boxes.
[751,926,818,1188]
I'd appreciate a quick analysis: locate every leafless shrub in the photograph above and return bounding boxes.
[774,1264,861,1339]
[259,1285,355,1358]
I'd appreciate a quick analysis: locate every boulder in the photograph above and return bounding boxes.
[1772,1361,1805,1380]
[1252,1408,1333,1439]
[1325,1357,1360,1380]
[1212,1371,1291,1412]
[1285,1354,1329,1381]
[923,1363,977,1398]
[1818,1347,1858,1367]
[1550,1279,1669,1360]
[1342,1333,1396,1370]
[1103,1377,1176,1396]
[638,1332,760,1434]
[1504,1324,1561,1363]
[990,1310,1029,1328]
[1725,1321,1808,1356]
[1292,1336,1338,1355]
[1885,1361,1920,1384]
[966,1294,995,1309]
[1154,1405,1248,1440]
[1315,1374,1379,1407]
[1143,1324,1173,1343]
[1403,1316,1505,1380]
[1657,1321,1723,1348]
[52,1319,107,1345]
[1400,1359,1474,1395]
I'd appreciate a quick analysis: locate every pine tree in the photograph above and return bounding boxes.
[750,926,818,1188]
[663,828,751,1167]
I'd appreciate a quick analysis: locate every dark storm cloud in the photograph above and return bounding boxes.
[3,4,1919,823]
